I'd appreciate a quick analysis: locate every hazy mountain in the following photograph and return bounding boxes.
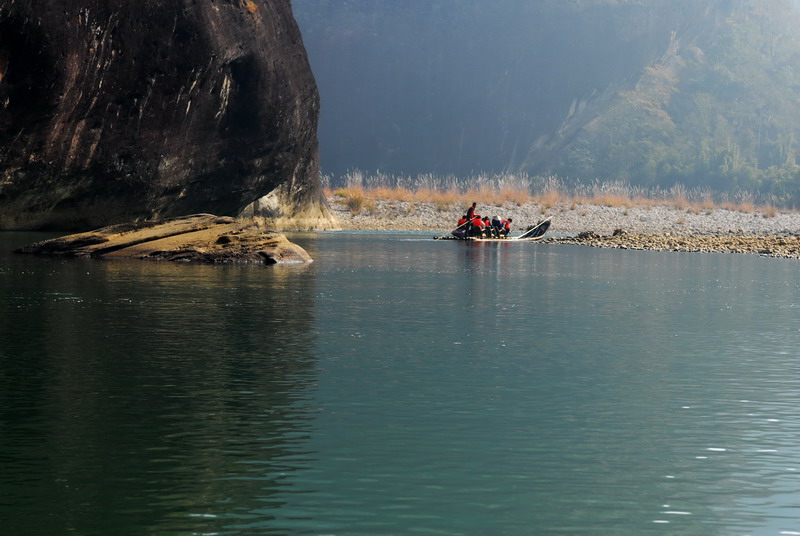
[294,0,800,200]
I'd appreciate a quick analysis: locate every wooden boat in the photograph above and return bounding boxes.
[434,217,551,241]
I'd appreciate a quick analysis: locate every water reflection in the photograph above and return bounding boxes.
[0,245,318,535]
[5,233,800,534]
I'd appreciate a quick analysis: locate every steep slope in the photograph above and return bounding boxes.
[0,0,329,230]
[560,0,800,196]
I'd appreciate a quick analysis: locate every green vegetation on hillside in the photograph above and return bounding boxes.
[295,0,800,205]
[558,0,800,204]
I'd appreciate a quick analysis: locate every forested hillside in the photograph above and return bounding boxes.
[294,0,800,201]
[560,0,800,199]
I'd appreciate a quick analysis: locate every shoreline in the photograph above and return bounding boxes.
[327,196,800,258]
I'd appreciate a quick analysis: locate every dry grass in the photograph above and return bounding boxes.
[497,186,531,206]
[344,192,366,213]
[420,187,462,208]
[593,192,633,208]
[671,194,688,211]
[461,186,496,206]
[535,188,563,209]
[325,173,790,218]
[720,200,757,213]
[370,186,414,202]
[332,187,377,214]
[698,192,717,211]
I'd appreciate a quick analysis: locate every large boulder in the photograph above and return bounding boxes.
[0,0,331,230]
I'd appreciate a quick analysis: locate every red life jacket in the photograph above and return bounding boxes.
[501,219,511,230]
[472,217,484,228]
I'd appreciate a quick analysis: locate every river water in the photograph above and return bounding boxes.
[2,231,800,535]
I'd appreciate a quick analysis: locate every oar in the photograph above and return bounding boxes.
[511,216,552,241]
[435,219,471,240]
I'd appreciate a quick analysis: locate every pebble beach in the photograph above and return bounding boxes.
[327,196,800,258]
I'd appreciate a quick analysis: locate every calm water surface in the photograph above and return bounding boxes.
[2,231,800,535]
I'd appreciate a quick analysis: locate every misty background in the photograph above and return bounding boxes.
[293,0,800,202]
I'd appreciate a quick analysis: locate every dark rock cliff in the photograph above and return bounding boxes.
[0,0,331,230]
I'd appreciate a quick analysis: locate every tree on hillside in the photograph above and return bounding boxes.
[557,0,800,201]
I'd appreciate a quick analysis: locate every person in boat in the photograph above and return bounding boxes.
[482,217,492,238]
[466,202,478,221]
[470,214,485,238]
[491,215,503,238]
[499,217,513,238]
[452,215,469,239]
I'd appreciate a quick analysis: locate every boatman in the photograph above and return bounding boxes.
[466,202,478,221]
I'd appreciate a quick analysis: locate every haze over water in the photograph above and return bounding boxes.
[3,231,800,535]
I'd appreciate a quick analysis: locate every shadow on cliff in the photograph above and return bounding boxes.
[0,0,335,231]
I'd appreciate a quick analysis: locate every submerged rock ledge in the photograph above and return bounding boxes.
[543,231,800,258]
[15,214,312,264]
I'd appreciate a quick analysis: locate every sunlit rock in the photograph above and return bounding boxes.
[15,214,312,264]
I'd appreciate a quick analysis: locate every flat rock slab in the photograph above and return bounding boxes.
[15,214,312,264]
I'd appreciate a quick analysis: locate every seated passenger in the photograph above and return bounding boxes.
[500,217,513,237]
[470,215,485,238]
[482,217,492,238]
[452,215,468,239]
[491,216,503,238]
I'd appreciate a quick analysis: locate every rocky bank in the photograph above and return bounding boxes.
[328,196,800,258]
[544,231,800,259]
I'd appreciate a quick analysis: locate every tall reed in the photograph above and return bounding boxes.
[324,170,789,215]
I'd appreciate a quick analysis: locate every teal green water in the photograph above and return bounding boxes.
[3,231,800,535]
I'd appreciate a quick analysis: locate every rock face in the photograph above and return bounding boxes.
[0,0,330,230]
[15,214,313,264]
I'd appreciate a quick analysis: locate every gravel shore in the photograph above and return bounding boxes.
[327,196,800,258]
